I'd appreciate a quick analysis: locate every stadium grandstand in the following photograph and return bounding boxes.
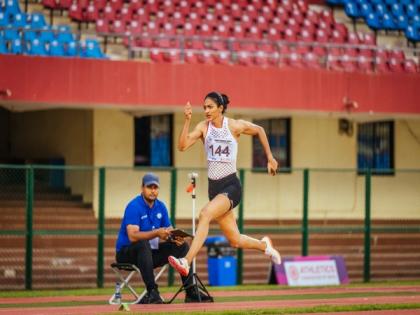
[0,0,419,70]
[0,0,419,291]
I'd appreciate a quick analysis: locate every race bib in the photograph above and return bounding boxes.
[206,138,235,162]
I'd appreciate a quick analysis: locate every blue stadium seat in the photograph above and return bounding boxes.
[345,1,361,19]
[375,3,388,16]
[30,12,46,29]
[0,11,9,27]
[39,26,54,42]
[56,31,74,43]
[23,29,37,42]
[4,27,19,41]
[326,0,346,6]
[0,37,8,54]
[55,25,74,43]
[369,0,382,5]
[27,38,47,55]
[4,0,21,17]
[359,2,373,18]
[382,12,398,30]
[10,37,23,53]
[384,0,397,6]
[405,25,420,43]
[11,12,27,28]
[396,14,408,29]
[56,24,71,33]
[83,38,105,58]
[411,15,420,28]
[49,39,65,56]
[366,12,382,30]
[406,3,419,19]
[66,40,78,56]
[391,3,404,17]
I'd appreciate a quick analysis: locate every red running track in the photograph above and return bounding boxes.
[0,286,419,315]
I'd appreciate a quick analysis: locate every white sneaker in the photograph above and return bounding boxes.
[168,256,190,277]
[262,236,281,265]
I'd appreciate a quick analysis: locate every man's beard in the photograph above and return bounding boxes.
[144,195,156,203]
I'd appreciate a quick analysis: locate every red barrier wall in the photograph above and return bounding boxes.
[0,55,419,115]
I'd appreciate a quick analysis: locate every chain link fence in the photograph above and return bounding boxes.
[0,165,419,289]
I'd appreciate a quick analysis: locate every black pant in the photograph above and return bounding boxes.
[116,240,192,292]
[208,172,242,210]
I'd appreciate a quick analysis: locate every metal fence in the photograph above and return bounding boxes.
[117,34,420,70]
[0,164,419,289]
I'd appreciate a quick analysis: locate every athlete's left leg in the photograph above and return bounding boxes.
[216,210,265,251]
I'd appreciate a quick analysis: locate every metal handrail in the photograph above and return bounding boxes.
[108,32,420,60]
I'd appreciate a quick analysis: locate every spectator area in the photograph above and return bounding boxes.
[0,0,105,57]
[2,0,419,72]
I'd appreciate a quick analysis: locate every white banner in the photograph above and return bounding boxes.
[284,260,340,286]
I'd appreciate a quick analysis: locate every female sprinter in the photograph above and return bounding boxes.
[168,92,281,276]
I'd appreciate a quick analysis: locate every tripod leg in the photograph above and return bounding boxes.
[189,262,201,301]
[165,272,193,304]
[193,274,214,302]
[166,272,214,304]
[183,276,204,302]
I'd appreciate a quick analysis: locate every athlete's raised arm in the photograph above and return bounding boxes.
[235,119,278,176]
[178,102,205,151]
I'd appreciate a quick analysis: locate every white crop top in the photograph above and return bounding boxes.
[204,117,238,180]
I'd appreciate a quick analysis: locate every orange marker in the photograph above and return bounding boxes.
[186,183,194,193]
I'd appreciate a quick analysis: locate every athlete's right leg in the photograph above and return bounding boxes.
[168,194,231,276]
[186,194,231,263]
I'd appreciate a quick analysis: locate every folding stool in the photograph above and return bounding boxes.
[108,263,168,305]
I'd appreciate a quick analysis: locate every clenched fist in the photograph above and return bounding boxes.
[267,156,278,176]
[184,102,192,120]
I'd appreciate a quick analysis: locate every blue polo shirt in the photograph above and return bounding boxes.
[115,195,171,253]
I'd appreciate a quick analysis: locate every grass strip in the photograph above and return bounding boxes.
[1,280,420,298]
[1,290,420,308]
[216,291,420,303]
[0,300,105,308]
